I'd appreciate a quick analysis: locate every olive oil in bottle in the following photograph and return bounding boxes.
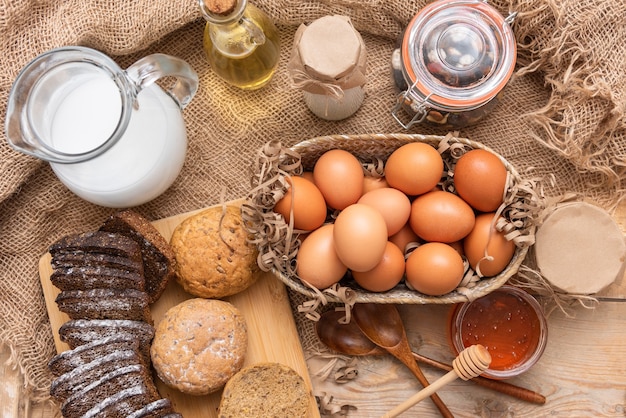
[199,0,280,90]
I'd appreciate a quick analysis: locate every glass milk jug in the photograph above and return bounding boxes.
[5,46,199,208]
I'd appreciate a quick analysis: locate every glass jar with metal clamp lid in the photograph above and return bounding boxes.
[391,0,517,130]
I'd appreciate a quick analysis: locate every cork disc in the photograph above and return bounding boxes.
[535,202,626,294]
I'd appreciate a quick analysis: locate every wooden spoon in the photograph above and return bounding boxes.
[315,309,546,405]
[383,344,492,418]
[352,303,454,418]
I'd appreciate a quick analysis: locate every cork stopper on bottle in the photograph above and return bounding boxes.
[202,0,236,16]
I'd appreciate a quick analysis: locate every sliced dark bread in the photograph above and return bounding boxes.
[50,231,142,260]
[127,398,181,418]
[100,210,176,303]
[55,288,152,323]
[50,344,145,403]
[51,252,144,274]
[60,364,159,418]
[58,319,155,362]
[48,335,139,377]
[50,266,145,292]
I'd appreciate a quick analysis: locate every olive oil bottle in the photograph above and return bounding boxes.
[199,0,280,90]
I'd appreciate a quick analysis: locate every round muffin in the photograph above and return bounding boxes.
[218,362,311,417]
[170,205,260,298]
[151,298,248,395]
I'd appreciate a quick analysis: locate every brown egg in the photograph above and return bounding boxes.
[362,176,389,194]
[454,149,507,212]
[389,222,420,254]
[352,241,405,292]
[296,224,347,289]
[313,149,364,210]
[358,187,411,236]
[464,212,516,277]
[274,176,327,231]
[301,171,315,183]
[405,242,464,296]
[333,204,388,272]
[410,190,475,243]
[384,143,444,196]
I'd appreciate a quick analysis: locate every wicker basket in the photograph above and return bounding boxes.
[245,133,536,305]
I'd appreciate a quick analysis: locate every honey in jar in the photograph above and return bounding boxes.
[448,285,548,379]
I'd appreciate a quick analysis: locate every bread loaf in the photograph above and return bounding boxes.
[170,205,260,298]
[218,362,311,418]
[100,210,176,303]
[151,298,248,395]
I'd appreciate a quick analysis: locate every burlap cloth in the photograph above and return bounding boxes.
[1,0,625,411]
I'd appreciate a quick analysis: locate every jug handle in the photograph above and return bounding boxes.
[125,54,199,109]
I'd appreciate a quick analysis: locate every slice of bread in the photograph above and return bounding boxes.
[50,344,145,403]
[51,252,144,274]
[50,266,145,292]
[58,319,155,362]
[126,398,180,418]
[60,364,159,418]
[218,362,311,418]
[100,210,176,303]
[55,288,152,323]
[50,231,142,260]
[48,335,140,377]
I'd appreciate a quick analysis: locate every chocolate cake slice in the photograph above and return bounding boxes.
[55,288,152,323]
[48,335,139,377]
[60,364,159,418]
[50,344,145,403]
[50,266,145,292]
[100,210,176,303]
[58,319,155,362]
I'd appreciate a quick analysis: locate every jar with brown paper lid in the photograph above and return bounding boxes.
[289,15,367,121]
[533,200,626,295]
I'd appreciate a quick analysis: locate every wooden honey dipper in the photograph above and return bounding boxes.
[382,344,492,418]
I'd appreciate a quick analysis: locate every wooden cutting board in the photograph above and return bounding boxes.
[39,201,320,417]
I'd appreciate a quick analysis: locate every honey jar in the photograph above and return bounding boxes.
[448,285,548,379]
[391,0,517,129]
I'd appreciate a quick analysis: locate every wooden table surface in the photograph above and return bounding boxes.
[307,202,626,417]
[3,202,626,418]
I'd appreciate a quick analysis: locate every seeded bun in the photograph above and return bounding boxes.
[151,298,248,395]
[218,362,311,417]
[170,205,260,298]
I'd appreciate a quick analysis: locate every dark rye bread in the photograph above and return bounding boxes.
[100,210,176,303]
[61,364,159,418]
[127,398,181,418]
[59,319,155,362]
[50,231,142,260]
[48,335,139,377]
[50,266,145,292]
[55,288,152,323]
[50,344,145,403]
[51,252,144,274]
